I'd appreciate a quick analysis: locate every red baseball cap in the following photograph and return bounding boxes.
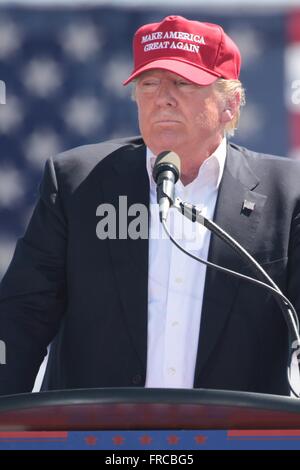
[123,15,241,86]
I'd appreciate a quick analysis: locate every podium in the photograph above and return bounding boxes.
[1,389,300,449]
[0,387,300,431]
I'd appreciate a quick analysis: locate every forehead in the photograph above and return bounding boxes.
[137,69,193,82]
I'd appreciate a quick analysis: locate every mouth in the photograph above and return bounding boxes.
[154,119,181,124]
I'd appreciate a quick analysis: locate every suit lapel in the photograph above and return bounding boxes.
[100,142,149,370]
[194,143,268,386]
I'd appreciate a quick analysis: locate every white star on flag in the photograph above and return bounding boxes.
[23,58,64,98]
[60,22,103,61]
[63,95,104,135]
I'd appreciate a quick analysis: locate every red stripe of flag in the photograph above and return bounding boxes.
[287,9,300,158]
[290,112,300,148]
[287,10,300,43]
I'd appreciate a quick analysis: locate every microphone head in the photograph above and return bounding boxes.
[152,151,181,183]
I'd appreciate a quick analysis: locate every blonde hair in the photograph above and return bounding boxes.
[213,78,246,137]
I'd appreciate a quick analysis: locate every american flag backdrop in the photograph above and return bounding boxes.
[0,5,300,280]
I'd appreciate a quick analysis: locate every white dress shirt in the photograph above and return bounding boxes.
[145,138,227,388]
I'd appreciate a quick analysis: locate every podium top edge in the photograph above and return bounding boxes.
[0,387,299,413]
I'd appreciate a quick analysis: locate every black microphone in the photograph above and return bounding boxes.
[152,151,181,222]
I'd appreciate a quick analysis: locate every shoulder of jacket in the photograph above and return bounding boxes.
[51,135,144,167]
[229,141,300,170]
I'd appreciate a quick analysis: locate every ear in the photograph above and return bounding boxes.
[221,91,241,124]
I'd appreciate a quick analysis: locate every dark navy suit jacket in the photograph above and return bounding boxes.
[1,136,300,396]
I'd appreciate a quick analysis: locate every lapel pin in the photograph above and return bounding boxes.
[242,199,256,215]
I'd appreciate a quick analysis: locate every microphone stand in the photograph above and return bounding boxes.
[162,196,300,397]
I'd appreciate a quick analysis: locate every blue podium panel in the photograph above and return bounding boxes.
[0,430,300,450]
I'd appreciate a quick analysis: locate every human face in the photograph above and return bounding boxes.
[135,69,224,159]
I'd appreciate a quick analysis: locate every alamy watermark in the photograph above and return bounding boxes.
[291,339,300,365]
[0,80,6,104]
[95,196,206,250]
[291,80,300,106]
[96,196,149,240]
[0,340,6,365]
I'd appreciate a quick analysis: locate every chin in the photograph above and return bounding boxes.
[151,137,182,154]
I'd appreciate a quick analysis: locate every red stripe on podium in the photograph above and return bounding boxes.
[228,430,300,437]
[0,431,68,439]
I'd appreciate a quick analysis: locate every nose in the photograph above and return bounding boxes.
[155,81,177,107]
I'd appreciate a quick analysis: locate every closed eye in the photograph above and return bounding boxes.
[176,80,194,87]
[140,79,160,87]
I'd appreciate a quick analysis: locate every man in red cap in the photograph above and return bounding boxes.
[0,16,300,397]
[124,15,243,186]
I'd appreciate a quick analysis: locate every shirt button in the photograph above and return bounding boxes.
[175,277,183,284]
[167,367,176,376]
[132,374,142,385]
[172,321,179,327]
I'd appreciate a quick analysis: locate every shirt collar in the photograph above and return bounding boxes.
[146,137,227,191]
